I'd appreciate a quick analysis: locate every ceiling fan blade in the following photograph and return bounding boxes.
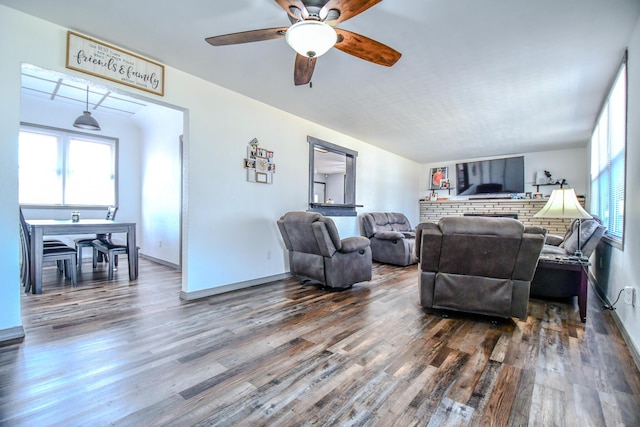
[320,0,381,25]
[294,54,316,86]
[334,29,401,66]
[274,0,309,20]
[205,28,288,46]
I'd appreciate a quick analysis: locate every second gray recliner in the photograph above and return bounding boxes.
[277,211,372,289]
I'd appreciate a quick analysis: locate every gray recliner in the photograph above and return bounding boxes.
[361,212,417,266]
[277,211,372,289]
[415,216,545,319]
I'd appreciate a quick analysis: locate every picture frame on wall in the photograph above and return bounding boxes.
[430,167,448,189]
[244,138,275,184]
[256,172,268,183]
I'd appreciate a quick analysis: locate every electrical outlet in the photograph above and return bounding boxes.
[624,286,635,306]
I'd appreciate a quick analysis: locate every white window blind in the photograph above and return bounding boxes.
[590,54,627,243]
[19,125,117,207]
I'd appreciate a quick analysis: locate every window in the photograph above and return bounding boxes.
[19,124,117,207]
[308,136,358,216]
[590,52,627,246]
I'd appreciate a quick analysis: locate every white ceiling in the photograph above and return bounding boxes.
[21,64,148,117]
[3,0,639,163]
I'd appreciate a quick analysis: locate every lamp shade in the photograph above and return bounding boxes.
[533,188,592,219]
[73,111,101,131]
[285,20,337,58]
[73,86,101,131]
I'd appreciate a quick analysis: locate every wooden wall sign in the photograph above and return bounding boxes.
[66,31,165,96]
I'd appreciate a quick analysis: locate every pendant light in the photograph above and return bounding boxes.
[73,86,101,131]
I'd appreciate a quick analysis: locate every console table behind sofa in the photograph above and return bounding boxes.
[419,197,585,235]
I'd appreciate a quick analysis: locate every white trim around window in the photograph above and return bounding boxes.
[19,123,118,208]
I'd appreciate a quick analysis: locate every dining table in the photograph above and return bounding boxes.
[26,219,137,294]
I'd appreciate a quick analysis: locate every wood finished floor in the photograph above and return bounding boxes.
[2,259,640,426]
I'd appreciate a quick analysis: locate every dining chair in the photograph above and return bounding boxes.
[92,238,139,280]
[19,209,77,293]
[20,207,70,273]
[74,206,118,269]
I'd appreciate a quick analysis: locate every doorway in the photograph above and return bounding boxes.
[20,63,185,270]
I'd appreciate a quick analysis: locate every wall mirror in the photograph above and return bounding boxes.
[308,136,358,216]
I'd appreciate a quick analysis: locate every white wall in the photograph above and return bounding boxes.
[325,173,344,204]
[0,6,421,335]
[136,104,183,266]
[0,8,22,336]
[420,147,588,200]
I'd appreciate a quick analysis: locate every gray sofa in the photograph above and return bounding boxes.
[362,212,417,266]
[277,211,372,289]
[539,216,605,259]
[415,216,545,319]
[530,216,605,298]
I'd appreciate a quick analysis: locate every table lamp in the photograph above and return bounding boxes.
[533,188,592,259]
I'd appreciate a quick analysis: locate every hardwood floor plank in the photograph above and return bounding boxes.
[528,383,565,426]
[506,368,536,427]
[427,396,474,427]
[572,383,607,426]
[1,259,639,425]
[474,364,521,427]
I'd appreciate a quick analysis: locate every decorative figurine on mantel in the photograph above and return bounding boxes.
[537,170,567,187]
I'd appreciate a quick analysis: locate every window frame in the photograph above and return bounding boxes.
[589,51,627,249]
[307,136,359,217]
[19,122,119,210]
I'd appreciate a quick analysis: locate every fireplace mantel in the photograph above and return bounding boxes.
[419,197,585,235]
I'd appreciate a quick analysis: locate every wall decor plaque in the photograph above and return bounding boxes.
[66,31,165,96]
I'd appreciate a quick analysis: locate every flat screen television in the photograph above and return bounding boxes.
[455,156,525,196]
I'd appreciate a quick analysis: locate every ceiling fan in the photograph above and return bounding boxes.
[205,0,401,86]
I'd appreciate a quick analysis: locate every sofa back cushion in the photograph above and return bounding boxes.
[562,216,605,257]
[277,211,344,258]
[362,212,412,237]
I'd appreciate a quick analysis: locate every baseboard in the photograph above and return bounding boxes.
[139,254,180,270]
[609,309,640,373]
[590,272,640,372]
[180,273,291,301]
[0,326,25,346]
[80,253,180,270]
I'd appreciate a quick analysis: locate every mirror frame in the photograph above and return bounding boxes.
[308,136,358,216]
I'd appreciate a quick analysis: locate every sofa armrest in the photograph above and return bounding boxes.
[340,236,370,253]
[524,226,546,235]
[374,231,405,240]
[545,234,564,246]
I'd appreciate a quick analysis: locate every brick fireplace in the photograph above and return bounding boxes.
[418,197,586,235]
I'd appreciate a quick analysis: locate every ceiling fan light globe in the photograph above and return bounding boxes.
[285,20,337,58]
